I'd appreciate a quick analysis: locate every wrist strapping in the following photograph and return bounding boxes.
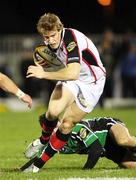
[16,89,25,99]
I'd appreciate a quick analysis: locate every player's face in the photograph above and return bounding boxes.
[43,30,62,49]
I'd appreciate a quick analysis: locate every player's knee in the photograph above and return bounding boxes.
[46,108,61,119]
[59,119,75,134]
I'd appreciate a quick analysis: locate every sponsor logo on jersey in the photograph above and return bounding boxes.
[66,41,77,52]
[80,128,87,139]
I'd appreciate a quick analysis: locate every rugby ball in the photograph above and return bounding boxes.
[34,45,65,71]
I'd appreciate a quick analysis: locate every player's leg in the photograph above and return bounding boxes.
[25,84,75,158]
[39,83,75,142]
[31,101,87,170]
[21,102,86,172]
[110,123,136,148]
[22,102,86,172]
[20,157,38,172]
[59,101,87,133]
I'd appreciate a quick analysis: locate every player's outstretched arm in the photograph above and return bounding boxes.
[83,140,104,169]
[0,72,32,108]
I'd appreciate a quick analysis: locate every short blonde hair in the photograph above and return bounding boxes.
[37,13,63,34]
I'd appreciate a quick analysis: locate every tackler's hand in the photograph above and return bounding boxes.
[20,94,33,109]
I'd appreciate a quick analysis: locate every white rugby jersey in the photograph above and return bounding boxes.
[46,28,106,84]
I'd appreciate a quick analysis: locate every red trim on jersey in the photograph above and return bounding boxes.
[83,47,106,75]
[84,38,106,75]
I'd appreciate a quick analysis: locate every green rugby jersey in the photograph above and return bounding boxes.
[60,119,108,154]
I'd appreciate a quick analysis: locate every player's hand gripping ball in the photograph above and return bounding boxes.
[33,45,65,71]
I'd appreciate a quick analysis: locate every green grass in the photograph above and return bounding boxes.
[0,107,136,179]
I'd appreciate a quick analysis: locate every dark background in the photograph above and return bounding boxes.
[0,0,136,34]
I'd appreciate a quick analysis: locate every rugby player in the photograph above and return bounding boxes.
[25,12,106,172]
[22,117,136,172]
[0,72,32,108]
[59,117,136,169]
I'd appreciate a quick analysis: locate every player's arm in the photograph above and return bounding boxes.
[0,72,21,94]
[0,72,32,108]
[83,139,104,169]
[26,62,80,80]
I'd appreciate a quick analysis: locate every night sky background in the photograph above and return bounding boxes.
[0,0,136,34]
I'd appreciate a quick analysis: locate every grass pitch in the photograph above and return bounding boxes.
[0,107,136,180]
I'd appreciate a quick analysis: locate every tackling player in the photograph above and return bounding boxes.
[25,12,106,172]
[21,117,136,172]
[0,72,32,108]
